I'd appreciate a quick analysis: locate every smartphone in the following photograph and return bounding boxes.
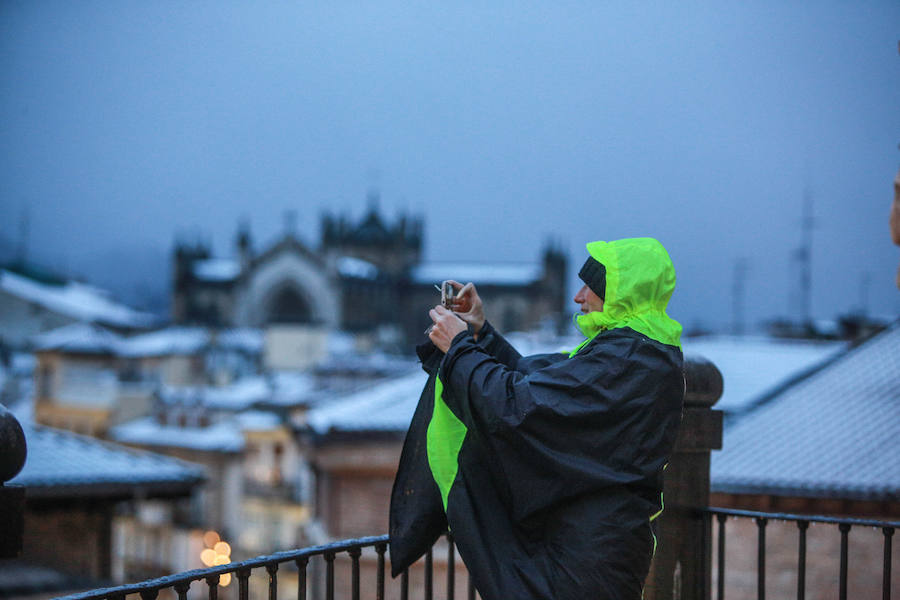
[441,281,455,309]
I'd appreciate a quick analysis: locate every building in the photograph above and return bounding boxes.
[709,320,900,599]
[0,265,157,350]
[172,196,568,351]
[2,418,205,598]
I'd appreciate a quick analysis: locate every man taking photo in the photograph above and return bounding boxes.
[391,237,684,600]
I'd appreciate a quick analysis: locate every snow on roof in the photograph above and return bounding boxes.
[306,371,427,434]
[681,335,845,414]
[338,256,379,280]
[202,377,271,410]
[503,330,583,356]
[217,328,264,354]
[0,268,157,329]
[192,258,241,282]
[711,321,900,501]
[32,322,122,354]
[109,416,245,452]
[35,324,263,359]
[9,420,205,493]
[236,410,283,431]
[267,371,317,406]
[411,263,542,286]
[118,327,210,357]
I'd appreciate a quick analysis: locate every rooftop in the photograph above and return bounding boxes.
[411,262,542,286]
[681,335,845,414]
[711,320,900,502]
[9,420,206,499]
[0,268,158,330]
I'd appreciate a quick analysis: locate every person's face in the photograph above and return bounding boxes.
[574,284,604,314]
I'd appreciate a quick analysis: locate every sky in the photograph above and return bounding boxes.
[1,1,899,332]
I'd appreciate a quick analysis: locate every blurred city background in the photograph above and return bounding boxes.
[1,2,898,599]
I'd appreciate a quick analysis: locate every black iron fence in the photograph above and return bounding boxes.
[705,507,898,600]
[56,532,474,600]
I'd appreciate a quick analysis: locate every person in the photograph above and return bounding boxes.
[389,237,684,600]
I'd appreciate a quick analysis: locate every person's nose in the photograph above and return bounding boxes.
[573,285,587,304]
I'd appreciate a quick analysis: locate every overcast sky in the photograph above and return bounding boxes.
[2,1,899,332]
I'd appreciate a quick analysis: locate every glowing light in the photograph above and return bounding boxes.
[220,573,232,587]
[215,554,231,566]
[200,548,217,567]
[203,531,220,548]
[214,541,231,556]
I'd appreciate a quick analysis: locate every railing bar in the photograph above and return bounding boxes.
[839,524,850,600]
[401,569,409,600]
[703,507,900,529]
[376,542,386,600]
[797,521,808,600]
[267,563,279,600]
[349,548,361,600]
[425,547,433,600]
[756,517,767,600]
[447,533,456,600]
[717,513,726,600]
[175,582,191,600]
[325,552,335,600]
[295,557,308,600]
[238,569,250,600]
[884,527,894,600]
[206,575,219,600]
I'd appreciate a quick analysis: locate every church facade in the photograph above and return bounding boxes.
[171,197,568,351]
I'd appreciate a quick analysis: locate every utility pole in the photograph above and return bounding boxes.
[731,258,749,335]
[16,207,30,265]
[791,188,814,328]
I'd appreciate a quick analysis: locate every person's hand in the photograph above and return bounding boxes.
[447,280,485,335]
[428,305,467,352]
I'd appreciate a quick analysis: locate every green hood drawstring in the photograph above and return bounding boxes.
[570,238,682,355]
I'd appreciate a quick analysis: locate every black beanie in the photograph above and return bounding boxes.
[578,257,606,300]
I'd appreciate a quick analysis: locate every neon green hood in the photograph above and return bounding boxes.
[574,237,682,349]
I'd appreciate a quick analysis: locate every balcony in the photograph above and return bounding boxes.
[3,350,898,600]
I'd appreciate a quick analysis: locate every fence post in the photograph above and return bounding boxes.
[0,403,27,559]
[644,355,723,600]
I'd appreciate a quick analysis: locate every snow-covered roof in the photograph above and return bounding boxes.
[410,263,542,286]
[236,410,283,431]
[338,256,379,280]
[192,258,241,282]
[306,371,427,435]
[31,323,264,359]
[109,416,246,453]
[9,420,205,497]
[32,322,122,354]
[711,320,900,502]
[200,377,271,410]
[118,327,211,357]
[266,371,317,407]
[0,268,158,329]
[217,328,264,354]
[110,403,288,452]
[681,335,845,414]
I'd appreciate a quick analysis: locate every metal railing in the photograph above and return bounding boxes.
[704,507,898,600]
[56,532,475,600]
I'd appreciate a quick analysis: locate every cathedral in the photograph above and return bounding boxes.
[172,194,568,351]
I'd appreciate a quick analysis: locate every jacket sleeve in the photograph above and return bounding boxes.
[475,320,568,374]
[474,320,522,368]
[440,330,684,524]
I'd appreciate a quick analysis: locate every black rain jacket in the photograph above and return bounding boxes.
[390,321,683,600]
